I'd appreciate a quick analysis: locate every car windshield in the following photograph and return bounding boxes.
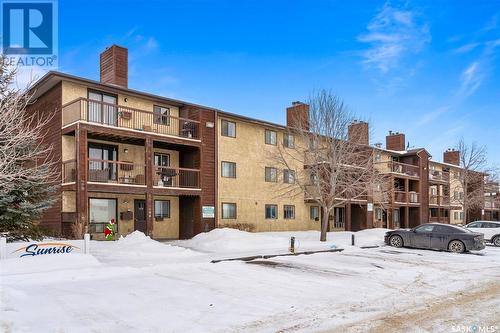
[452,225,472,233]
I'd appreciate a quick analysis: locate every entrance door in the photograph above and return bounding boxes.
[134,200,147,233]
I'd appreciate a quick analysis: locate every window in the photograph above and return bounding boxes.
[154,200,171,219]
[265,129,277,145]
[153,105,170,125]
[221,161,236,178]
[453,191,459,200]
[265,204,277,219]
[154,153,170,167]
[415,225,434,233]
[310,172,318,185]
[89,198,117,233]
[265,167,278,182]
[283,134,295,148]
[374,153,381,162]
[222,203,237,219]
[283,169,295,184]
[334,207,344,228]
[310,206,320,221]
[454,212,459,220]
[284,205,295,219]
[221,120,236,137]
[88,90,117,125]
[430,208,439,218]
[375,208,383,220]
[309,137,318,150]
[459,212,464,220]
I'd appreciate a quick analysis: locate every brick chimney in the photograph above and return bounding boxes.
[443,149,460,165]
[100,45,128,88]
[286,101,309,130]
[348,121,369,145]
[386,131,405,151]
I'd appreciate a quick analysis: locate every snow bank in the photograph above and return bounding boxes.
[176,228,289,253]
[91,231,200,266]
[174,227,391,254]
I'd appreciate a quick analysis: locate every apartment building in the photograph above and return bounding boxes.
[28,45,497,240]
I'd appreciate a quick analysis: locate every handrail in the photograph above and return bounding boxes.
[63,97,200,124]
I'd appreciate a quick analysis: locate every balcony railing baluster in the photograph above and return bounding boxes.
[62,98,200,140]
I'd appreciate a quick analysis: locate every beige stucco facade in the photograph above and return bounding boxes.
[217,116,321,232]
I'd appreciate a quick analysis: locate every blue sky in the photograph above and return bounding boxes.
[42,1,500,165]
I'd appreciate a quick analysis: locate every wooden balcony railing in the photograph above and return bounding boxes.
[429,170,450,182]
[394,191,419,204]
[377,161,420,177]
[62,159,76,183]
[429,195,451,206]
[153,166,200,189]
[63,98,200,140]
[88,159,146,185]
[485,200,499,209]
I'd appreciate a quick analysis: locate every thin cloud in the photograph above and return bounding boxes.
[358,3,431,73]
[453,42,480,54]
[416,106,450,126]
[458,61,483,98]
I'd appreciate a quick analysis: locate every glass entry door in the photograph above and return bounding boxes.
[88,143,118,182]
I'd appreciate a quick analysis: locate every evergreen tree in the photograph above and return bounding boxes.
[0,57,59,241]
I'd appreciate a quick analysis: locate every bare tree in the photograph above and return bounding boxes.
[270,90,390,241]
[0,57,59,241]
[451,138,493,223]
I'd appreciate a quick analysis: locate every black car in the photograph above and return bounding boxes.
[384,223,485,253]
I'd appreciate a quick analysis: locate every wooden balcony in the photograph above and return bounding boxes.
[86,160,201,189]
[62,98,200,140]
[429,195,450,206]
[88,159,146,185]
[153,166,200,189]
[378,161,420,178]
[393,191,420,204]
[429,170,450,183]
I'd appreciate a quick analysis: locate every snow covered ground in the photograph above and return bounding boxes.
[1,228,499,333]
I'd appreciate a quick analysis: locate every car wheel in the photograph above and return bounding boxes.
[492,236,500,247]
[389,235,403,248]
[448,240,465,253]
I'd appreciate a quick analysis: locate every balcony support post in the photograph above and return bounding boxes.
[75,124,88,235]
[145,137,154,236]
[345,202,352,231]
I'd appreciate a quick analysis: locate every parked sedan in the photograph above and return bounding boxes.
[385,223,485,253]
[465,221,500,247]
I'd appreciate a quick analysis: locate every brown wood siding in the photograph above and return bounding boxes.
[418,150,430,224]
[25,83,63,234]
[181,106,216,236]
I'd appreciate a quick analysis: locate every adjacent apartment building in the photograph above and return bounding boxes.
[28,45,499,240]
